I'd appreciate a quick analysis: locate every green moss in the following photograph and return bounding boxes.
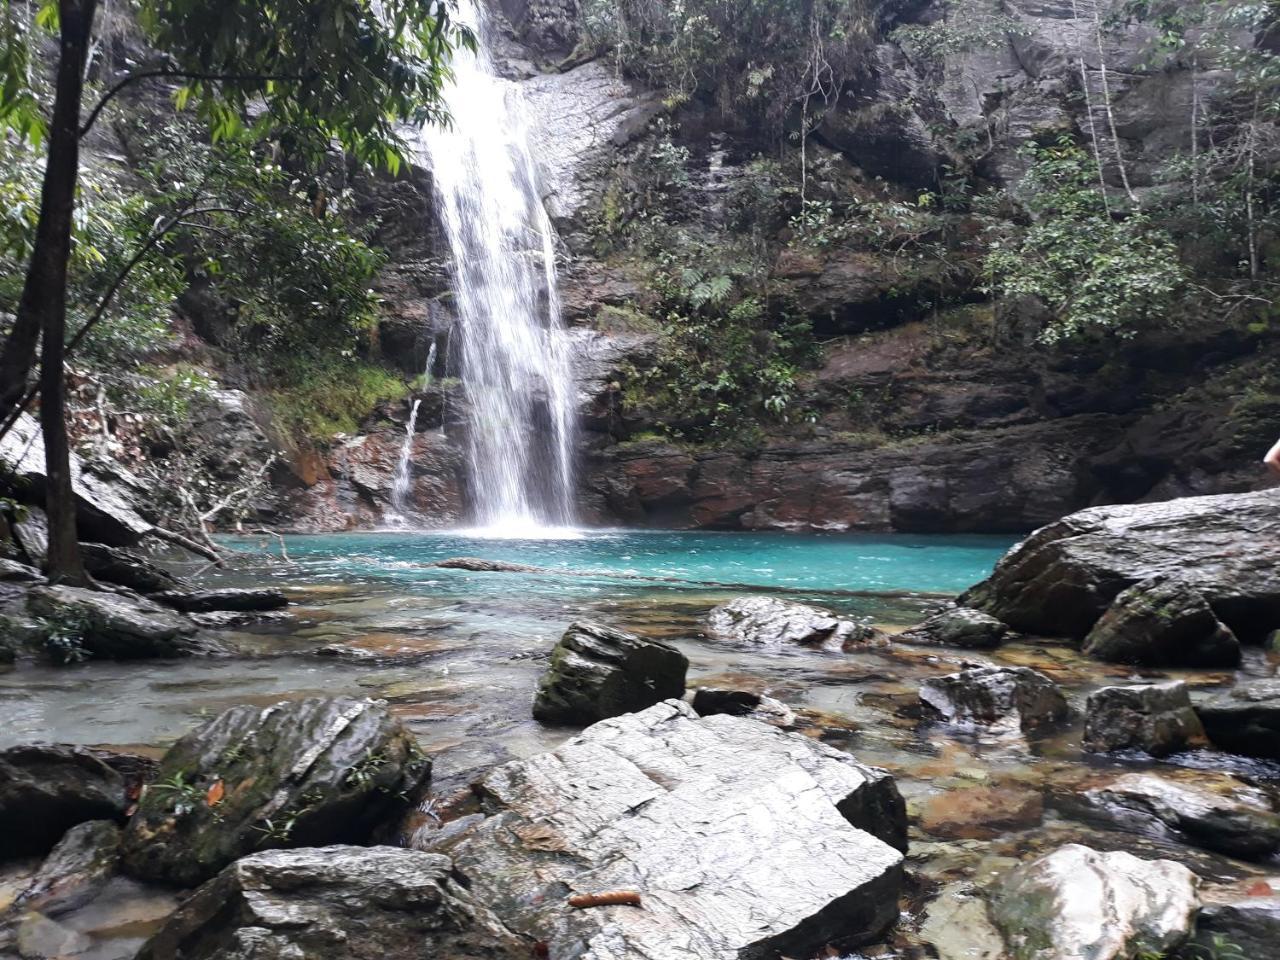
[269,361,405,441]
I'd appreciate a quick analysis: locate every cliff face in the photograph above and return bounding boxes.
[277,0,1280,533]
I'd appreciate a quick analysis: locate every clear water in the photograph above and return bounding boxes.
[417,0,576,531]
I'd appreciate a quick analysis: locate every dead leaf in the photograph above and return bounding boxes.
[206,780,225,806]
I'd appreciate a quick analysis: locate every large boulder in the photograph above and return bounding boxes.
[993,844,1199,960]
[1195,679,1280,759]
[421,700,907,958]
[919,666,1069,733]
[11,820,121,916]
[26,585,216,660]
[1081,575,1241,667]
[899,606,1009,649]
[0,744,127,859]
[706,596,879,652]
[0,413,153,546]
[135,846,525,960]
[79,543,184,594]
[1083,681,1207,756]
[962,490,1280,641]
[152,588,288,613]
[121,697,431,887]
[1083,772,1280,860]
[532,620,688,724]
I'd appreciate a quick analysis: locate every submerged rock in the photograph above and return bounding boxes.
[1083,681,1207,757]
[532,620,687,724]
[919,666,1069,732]
[706,596,879,652]
[0,744,127,859]
[12,820,121,916]
[1082,575,1241,667]
[421,700,906,958]
[1195,679,1280,759]
[135,846,525,960]
[917,786,1043,840]
[917,882,1007,960]
[900,605,1008,649]
[993,844,1199,960]
[963,489,1280,640]
[25,585,219,660]
[1083,772,1280,860]
[121,697,430,887]
[428,556,541,573]
[152,587,288,613]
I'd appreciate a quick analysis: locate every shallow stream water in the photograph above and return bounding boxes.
[2,530,1277,959]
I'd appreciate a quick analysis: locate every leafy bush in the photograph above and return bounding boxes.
[983,140,1186,343]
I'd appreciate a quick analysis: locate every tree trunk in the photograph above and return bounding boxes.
[31,0,98,586]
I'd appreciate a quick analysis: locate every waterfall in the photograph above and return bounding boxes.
[390,341,438,521]
[418,0,577,534]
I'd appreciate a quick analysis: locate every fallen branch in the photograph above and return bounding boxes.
[151,525,225,565]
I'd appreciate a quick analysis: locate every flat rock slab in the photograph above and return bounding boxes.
[152,588,288,613]
[26,585,218,660]
[962,489,1280,640]
[423,700,906,960]
[993,844,1199,960]
[136,846,526,960]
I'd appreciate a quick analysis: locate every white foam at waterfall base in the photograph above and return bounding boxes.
[417,0,577,536]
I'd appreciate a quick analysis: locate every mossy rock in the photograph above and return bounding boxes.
[120,696,431,887]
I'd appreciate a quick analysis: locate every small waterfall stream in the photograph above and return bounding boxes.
[418,0,577,534]
[390,341,438,520]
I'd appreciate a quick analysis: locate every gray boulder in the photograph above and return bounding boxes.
[79,543,184,594]
[421,700,907,958]
[993,844,1199,960]
[532,620,688,724]
[0,744,127,858]
[1195,679,1280,759]
[1083,681,1207,756]
[706,596,879,652]
[26,584,216,660]
[1083,772,1280,860]
[900,606,1009,649]
[121,697,431,887]
[1082,575,1240,667]
[135,846,526,960]
[962,490,1280,641]
[152,588,288,613]
[920,666,1069,733]
[11,820,121,916]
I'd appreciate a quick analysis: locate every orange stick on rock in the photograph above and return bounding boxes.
[568,891,642,909]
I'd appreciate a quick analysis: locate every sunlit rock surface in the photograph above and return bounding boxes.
[706,596,879,652]
[420,700,906,959]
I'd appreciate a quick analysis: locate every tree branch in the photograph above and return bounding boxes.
[79,68,306,138]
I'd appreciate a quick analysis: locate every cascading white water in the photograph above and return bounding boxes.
[418,0,577,534]
[390,342,438,520]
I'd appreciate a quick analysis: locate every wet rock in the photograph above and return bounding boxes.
[428,556,541,573]
[189,609,293,630]
[919,666,1069,732]
[1083,681,1207,756]
[993,844,1199,960]
[690,686,798,727]
[1193,882,1280,957]
[79,543,184,594]
[25,585,217,660]
[532,620,688,724]
[1082,575,1241,668]
[900,606,1009,650]
[1084,772,1280,860]
[135,846,525,960]
[706,596,879,652]
[918,786,1043,840]
[962,489,1280,641]
[0,744,127,859]
[120,696,431,887]
[13,820,120,916]
[152,587,288,613]
[0,559,41,583]
[918,882,1007,960]
[0,413,153,546]
[1195,679,1280,759]
[420,700,906,958]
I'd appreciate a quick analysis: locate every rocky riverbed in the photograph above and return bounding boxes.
[0,489,1278,959]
